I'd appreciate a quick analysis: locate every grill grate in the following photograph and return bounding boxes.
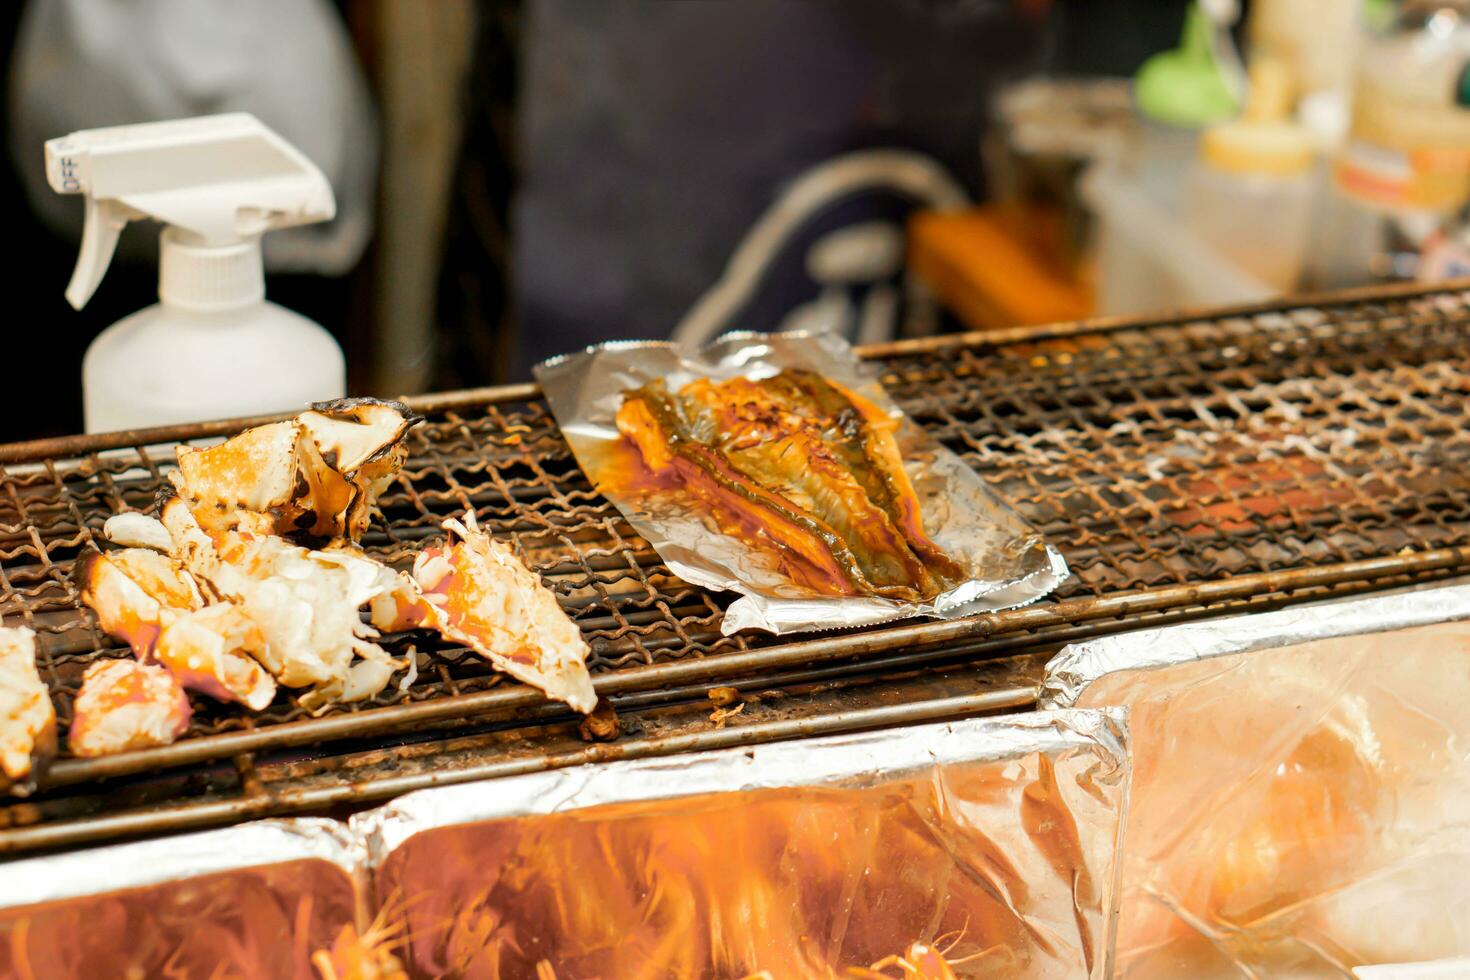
[892,299,1470,592]
[3,282,1470,850]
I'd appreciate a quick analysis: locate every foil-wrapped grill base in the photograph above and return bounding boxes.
[0,712,1128,979]
[535,331,1068,634]
[1041,584,1470,978]
[0,818,363,978]
[355,710,1129,979]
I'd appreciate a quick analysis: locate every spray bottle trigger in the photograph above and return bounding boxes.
[65,198,135,311]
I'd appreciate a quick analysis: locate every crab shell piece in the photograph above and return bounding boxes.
[299,398,419,474]
[342,442,410,542]
[412,514,596,714]
[299,398,418,543]
[105,547,203,611]
[172,420,356,541]
[153,605,277,711]
[76,547,277,710]
[68,659,192,758]
[75,549,177,659]
[170,398,417,545]
[0,627,56,796]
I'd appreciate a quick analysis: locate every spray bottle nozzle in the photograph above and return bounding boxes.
[45,113,335,310]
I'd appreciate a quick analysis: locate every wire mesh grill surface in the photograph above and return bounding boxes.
[3,286,1470,773]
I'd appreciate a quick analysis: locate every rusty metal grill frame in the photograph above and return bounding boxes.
[4,279,1470,852]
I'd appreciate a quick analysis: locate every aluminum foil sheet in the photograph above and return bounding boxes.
[0,818,364,978]
[355,709,1129,979]
[1039,584,1470,978]
[1356,958,1470,979]
[535,331,1068,634]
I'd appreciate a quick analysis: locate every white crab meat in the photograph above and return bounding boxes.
[161,499,399,704]
[212,533,389,687]
[412,513,595,714]
[0,627,55,796]
[104,547,203,611]
[366,567,438,634]
[68,659,191,758]
[102,511,175,553]
[321,544,437,634]
[298,656,400,715]
[153,605,276,711]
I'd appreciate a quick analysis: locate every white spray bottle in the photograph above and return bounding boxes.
[45,113,347,433]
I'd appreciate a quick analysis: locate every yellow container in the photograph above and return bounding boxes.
[1337,5,1470,213]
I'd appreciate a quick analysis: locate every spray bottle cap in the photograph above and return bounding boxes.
[44,113,334,311]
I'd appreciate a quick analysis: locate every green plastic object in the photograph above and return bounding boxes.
[1361,0,1397,33]
[1135,4,1242,128]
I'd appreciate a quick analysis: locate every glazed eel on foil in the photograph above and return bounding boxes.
[538,331,1066,635]
[617,370,967,602]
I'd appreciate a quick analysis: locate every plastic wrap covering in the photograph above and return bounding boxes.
[1041,585,1470,978]
[535,331,1067,635]
[0,818,363,979]
[356,710,1128,979]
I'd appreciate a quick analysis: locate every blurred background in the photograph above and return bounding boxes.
[3,0,1467,440]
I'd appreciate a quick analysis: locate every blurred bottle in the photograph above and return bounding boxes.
[1250,0,1362,93]
[1336,1,1470,214]
[1079,2,1274,317]
[1185,58,1317,292]
[1301,2,1470,288]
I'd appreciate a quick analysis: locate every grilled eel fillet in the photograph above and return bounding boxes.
[615,370,965,600]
